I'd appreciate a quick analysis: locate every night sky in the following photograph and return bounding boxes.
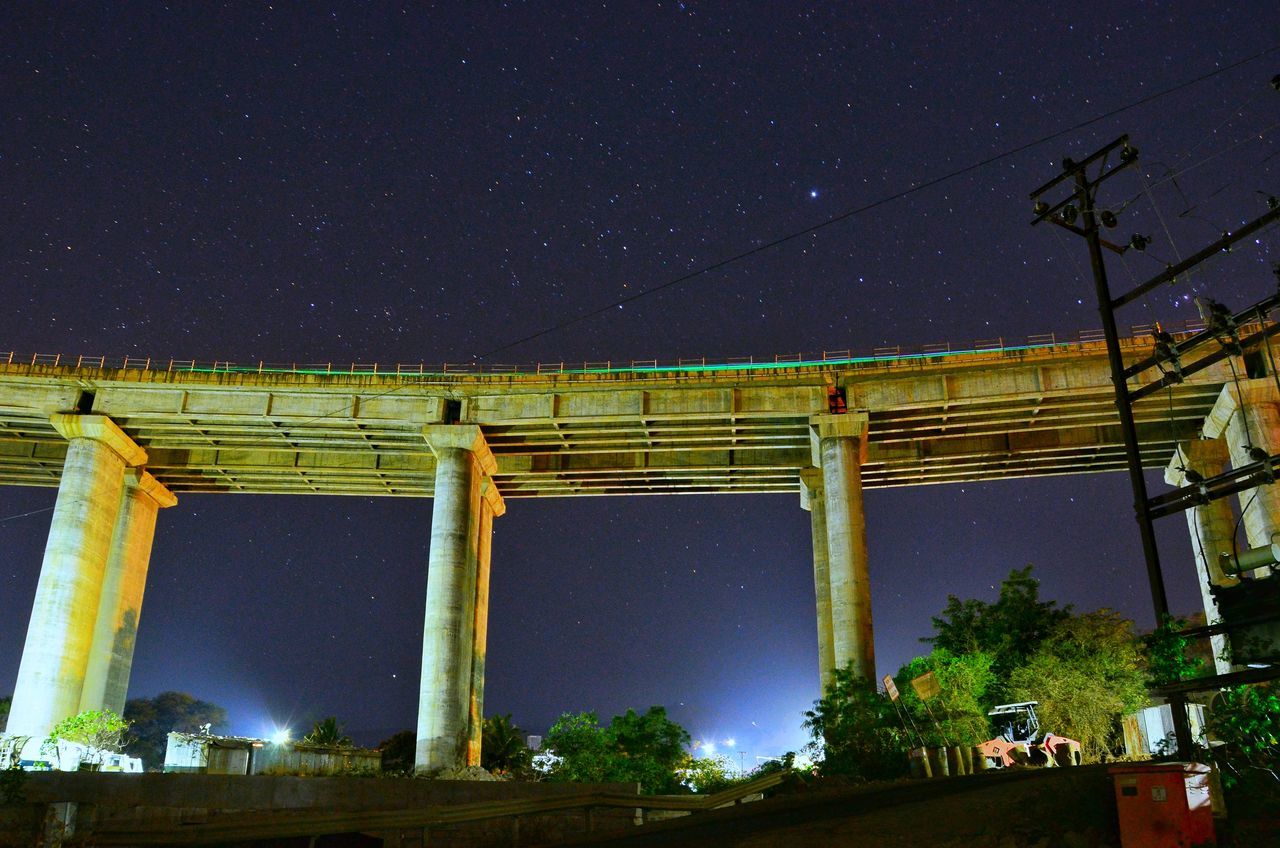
[2,4,1278,762]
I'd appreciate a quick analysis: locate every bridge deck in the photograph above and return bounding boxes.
[0,336,1232,497]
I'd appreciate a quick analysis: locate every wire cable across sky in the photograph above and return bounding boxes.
[475,46,1280,361]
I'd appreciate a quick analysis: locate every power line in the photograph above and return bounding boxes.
[476,46,1280,361]
[0,505,54,525]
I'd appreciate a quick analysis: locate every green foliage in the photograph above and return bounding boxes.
[0,761,25,805]
[755,751,798,776]
[124,691,227,768]
[1210,683,1280,759]
[1008,609,1148,757]
[804,664,909,781]
[0,694,9,734]
[481,714,532,775]
[377,730,416,773]
[1207,683,1280,807]
[302,716,352,747]
[1142,614,1204,686]
[894,649,995,746]
[48,710,130,766]
[928,566,1070,702]
[543,706,692,794]
[681,755,735,793]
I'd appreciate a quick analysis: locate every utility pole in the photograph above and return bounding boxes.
[1029,136,1195,757]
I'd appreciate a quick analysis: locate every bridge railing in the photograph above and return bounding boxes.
[0,318,1232,381]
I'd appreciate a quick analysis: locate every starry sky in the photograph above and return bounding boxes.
[2,3,1278,761]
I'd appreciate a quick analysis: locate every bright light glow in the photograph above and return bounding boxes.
[808,189,819,198]
[270,728,291,745]
[724,737,736,748]
[701,740,716,756]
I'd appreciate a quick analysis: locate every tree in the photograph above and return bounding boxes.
[123,692,227,768]
[609,706,690,793]
[1142,614,1205,687]
[804,664,908,781]
[302,716,352,747]
[47,710,130,767]
[1008,609,1148,758]
[0,695,9,734]
[680,755,734,792]
[928,566,1070,702]
[481,714,532,775]
[894,649,996,746]
[377,730,416,773]
[543,706,692,794]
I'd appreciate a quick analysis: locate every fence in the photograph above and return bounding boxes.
[0,318,1220,381]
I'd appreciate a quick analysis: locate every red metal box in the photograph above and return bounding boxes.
[1109,762,1215,847]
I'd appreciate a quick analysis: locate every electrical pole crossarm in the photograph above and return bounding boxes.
[1112,203,1280,308]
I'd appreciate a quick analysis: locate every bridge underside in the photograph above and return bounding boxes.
[0,343,1228,498]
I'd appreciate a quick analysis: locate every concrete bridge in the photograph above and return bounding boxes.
[1,330,1273,771]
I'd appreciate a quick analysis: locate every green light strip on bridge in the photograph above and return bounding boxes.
[179,341,1066,379]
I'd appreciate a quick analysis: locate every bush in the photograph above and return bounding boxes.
[804,665,909,781]
[542,707,691,794]
[47,709,130,766]
[1207,683,1280,810]
[894,649,995,746]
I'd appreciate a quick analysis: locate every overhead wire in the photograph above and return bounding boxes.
[0,505,54,525]
[475,46,1280,361]
[199,46,1280,437]
[1111,121,1280,229]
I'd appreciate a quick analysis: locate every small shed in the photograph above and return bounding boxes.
[164,732,381,775]
[1121,702,1208,757]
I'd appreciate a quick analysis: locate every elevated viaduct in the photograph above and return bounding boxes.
[0,329,1271,770]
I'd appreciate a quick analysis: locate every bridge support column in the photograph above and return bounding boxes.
[467,478,504,766]
[800,469,835,694]
[1165,440,1238,674]
[8,414,147,738]
[417,425,502,773]
[811,412,874,682]
[1203,379,1280,579]
[79,470,176,716]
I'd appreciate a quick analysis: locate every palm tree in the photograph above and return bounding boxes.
[481,714,532,774]
[302,716,352,747]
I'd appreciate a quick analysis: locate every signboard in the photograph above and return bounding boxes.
[882,675,900,702]
[911,671,941,701]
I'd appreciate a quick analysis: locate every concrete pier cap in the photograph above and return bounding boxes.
[1199,379,1280,579]
[50,413,148,467]
[808,411,870,467]
[423,424,497,478]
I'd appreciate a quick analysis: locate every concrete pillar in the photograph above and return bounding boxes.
[416,425,500,773]
[800,468,836,694]
[7,415,147,738]
[1165,440,1238,674]
[466,478,504,766]
[1202,378,1280,578]
[79,470,177,716]
[811,412,874,681]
